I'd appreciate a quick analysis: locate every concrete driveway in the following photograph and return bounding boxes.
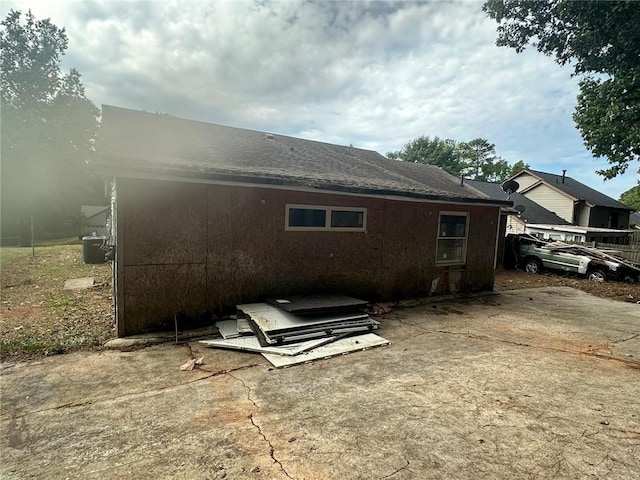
[2,287,639,479]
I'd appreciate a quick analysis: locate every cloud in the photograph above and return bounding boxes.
[2,0,637,198]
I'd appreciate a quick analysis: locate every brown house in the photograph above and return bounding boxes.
[94,106,510,336]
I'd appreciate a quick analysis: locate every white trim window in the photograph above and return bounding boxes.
[436,212,469,265]
[285,204,367,231]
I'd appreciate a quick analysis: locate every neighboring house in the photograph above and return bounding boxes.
[466,179,633,244]
[464,179,571,235]
[93,105,510,336]
[630,212,640,229]
[507,169,633,229]
[80,205,109,237]
[523,224,633,244]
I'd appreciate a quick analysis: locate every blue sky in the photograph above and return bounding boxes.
[5,0,637,200]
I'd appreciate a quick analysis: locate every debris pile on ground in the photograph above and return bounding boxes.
[505,233,640,283]
[200,294,390,368]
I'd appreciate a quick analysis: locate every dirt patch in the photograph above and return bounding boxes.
[0,245,114,360]
[495,268,640,303]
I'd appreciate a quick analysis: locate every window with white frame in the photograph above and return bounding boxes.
[285,204,366,231]
[436,212,468,265]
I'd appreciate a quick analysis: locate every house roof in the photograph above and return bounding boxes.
[93,105,509,206]
[514,169,632,211]
[630,212,640,228]
[464,179,571,225]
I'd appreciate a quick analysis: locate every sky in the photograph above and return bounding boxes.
[4,0,637,199]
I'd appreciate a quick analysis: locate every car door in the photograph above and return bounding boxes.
[542,249,583,273]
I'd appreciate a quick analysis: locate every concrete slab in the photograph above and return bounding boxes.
[63,277,95,290]
[2,287,639,479]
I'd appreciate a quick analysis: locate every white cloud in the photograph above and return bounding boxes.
[3,0,637,198]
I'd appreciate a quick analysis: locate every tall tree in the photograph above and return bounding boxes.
[620,184,640,211]
[1,10,100,243]
[388,135,523,182]
[457,138,510,182]
[506,159,529,179]
[387,136,463,176]
[483,0,640,179]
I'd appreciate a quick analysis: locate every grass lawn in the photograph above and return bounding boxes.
[1,244,114,360]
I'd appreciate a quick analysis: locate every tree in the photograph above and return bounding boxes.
[506,159,530,179]
[387,136,463,176]
[620,185,640,211]
[483,0,640,179]
[1,10,101,243]
[388,135,522,182]
[457,138,510,182]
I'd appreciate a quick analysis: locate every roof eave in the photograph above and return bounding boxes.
[91,159,510,207]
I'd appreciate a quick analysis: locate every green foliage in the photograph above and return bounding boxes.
[574,75,640,179]
[457,138,510,182]
[620,185,640,211]
[387,136,462,176]
[507,159,529,178]
[388,136,522,182]
[483,0,640,179]
[0,10,102,243]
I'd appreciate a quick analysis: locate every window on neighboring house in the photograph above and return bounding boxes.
[286,205,366,231]
[436,213,468,265]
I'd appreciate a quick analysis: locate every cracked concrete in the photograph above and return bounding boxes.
[1,287,639,479]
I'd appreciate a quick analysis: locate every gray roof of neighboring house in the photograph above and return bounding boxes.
[630,212,640,227]
[522,169,632,210]
[93,105,509,206]
[464,179,571,225]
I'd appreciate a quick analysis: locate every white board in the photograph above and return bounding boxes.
[199,335,337,356]
[261,333,390,368]
[238,302,372,335]
[215,320,241,339]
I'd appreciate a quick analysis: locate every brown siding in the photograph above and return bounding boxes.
[116,178,501,335]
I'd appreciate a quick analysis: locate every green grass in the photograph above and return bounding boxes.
[1,236,82,267]
[0,339,51,355]
[36,236,82,247]
[0,247,30,268]
[48,296,73,308]
[0,333,106,357]
[37,257,87,277]
[1,243,114,359]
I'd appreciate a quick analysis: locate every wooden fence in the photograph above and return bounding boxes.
[586,242,640,264]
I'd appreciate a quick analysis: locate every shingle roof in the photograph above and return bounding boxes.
[523,169,632,210]
[93,105,508,206]
[464,179,571,225]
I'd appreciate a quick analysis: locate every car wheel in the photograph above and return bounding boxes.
[587,269,607,282]
[524,258,542,274]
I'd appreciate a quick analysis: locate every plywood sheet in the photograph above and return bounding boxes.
[261,333,390,368]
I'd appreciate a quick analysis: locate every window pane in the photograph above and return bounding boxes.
[437,239,464,262]
[288,208,326,227]
[331,210,364,228]
[439,215,466,237]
